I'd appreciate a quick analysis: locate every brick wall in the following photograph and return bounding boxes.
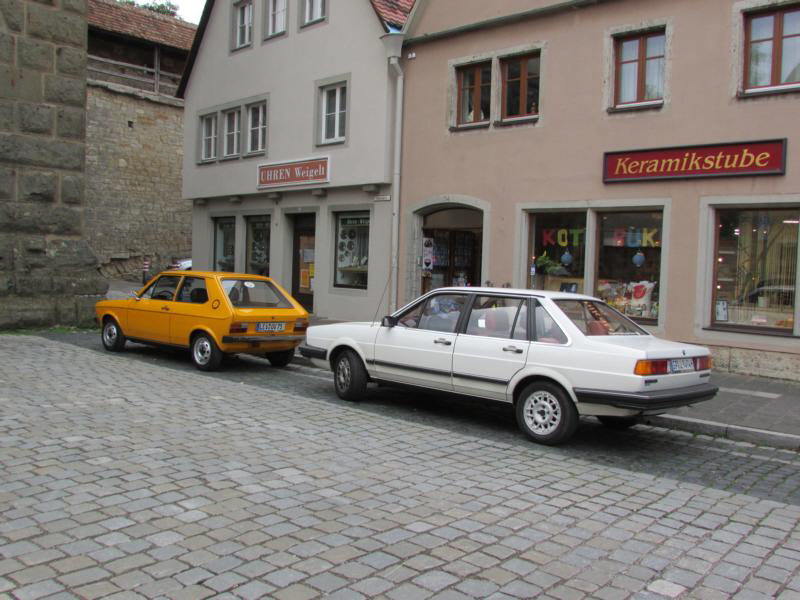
[0,0,107,329]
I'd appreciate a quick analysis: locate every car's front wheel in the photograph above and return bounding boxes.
[333,349,367,401]
[266,349,294,367]
[516,381,578,445]
[101,318,126,352]
[191,333,223,371]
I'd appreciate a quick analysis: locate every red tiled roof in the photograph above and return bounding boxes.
[370,0,415,29]
[88,0,197,51]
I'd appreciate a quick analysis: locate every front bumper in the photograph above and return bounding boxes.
[299,344,327,360]
[573,383,718,412]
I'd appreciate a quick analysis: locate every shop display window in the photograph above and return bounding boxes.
[596,211,662,322]
[713,208,798,332]
[335,212,369,289]
[530,212,586,293]
[246,215,270,276]
[214,217,235,272]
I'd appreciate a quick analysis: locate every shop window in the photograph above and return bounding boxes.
[200,114,217,161]
[335,212,369,289]
[223,109,241,157]
[422,230,480,292]
[596,211,663,322]
[234,0,253,49]
[246,215,270,275]
[744,6,800,91]
[529,212,586,293]
[214,217,236,272]
[713,208,798,332]
[303,0,326,25]
[320,82,346,144]
[456,62,491,125]
[614,30,665,105]
[501,53,540,119]
[247,102,267,154]
[267,0,287,36]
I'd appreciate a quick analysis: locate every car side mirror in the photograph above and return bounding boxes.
[381,315,397,328]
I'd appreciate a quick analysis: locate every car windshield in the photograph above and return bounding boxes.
[554,299,647,336]
[221,279,292,309]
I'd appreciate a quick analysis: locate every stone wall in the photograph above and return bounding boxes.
[85,81,191,279]
[0,0,107,329]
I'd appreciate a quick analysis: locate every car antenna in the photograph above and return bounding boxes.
[371,274,391,325]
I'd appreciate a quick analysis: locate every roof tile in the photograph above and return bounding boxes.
[370,0,415,29]
[88,0,197,51]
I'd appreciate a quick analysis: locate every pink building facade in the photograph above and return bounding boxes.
[399,0,800,379]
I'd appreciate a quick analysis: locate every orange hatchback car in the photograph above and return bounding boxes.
[95,271,309,371]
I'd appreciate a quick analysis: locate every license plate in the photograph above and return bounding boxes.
[256,322,285,333]
[669,358,694,373]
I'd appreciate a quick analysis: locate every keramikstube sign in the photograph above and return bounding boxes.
[603,139,786,183]
[258,157,329,189]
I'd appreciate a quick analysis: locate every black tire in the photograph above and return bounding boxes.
[333,349,368,401]
[266,349,294,367]
[101,318,126,352]
[597,416,639,430]
[190,332,223,371]
[515,381,579,445]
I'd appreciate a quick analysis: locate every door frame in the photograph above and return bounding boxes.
[291,213,316,312]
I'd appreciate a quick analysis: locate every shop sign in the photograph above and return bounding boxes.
[603,139,786,183]
[257,157,330,189]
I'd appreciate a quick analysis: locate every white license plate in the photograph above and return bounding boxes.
[256,322,285,333]
[669,358,695,373]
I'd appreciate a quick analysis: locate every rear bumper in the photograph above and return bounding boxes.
[573,383,718,412]
[221,335,305,344]
[299,344,327,360]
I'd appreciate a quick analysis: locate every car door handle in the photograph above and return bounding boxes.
[433,338,452,345]
[161,306,170,311]
[503,345,523,354]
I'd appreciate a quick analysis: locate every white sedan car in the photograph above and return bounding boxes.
[300,287,717,445]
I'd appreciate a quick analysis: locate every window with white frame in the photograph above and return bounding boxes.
[234,0,253,48]
[223,109,241,157]
[200,114,217,161]
[320,82,346,144]
[267,0,287,35]
[247,102,267,154]
[304,0,325,25]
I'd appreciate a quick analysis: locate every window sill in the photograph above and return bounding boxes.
[703,325,797,338]
[301,17,327,29]
[263,31,286,43]
[231,43,253,53]
[449,122,491,132]
[607,100,663,114]
[198,159,217,165]
[220,155,241,162]
[738,84,800,99]
[494,115,539,127]
[317,139,345,147]
[243,150,266,159]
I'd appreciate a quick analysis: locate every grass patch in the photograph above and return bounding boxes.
[2,325,100,335]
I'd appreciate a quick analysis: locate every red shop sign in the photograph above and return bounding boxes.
[258,157,330,189]
[603,139,786,183]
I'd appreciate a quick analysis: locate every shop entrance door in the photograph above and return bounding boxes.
[420,208,483,294]
[292,214,315,312]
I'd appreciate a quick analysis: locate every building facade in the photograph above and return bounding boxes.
[179,0,413,320]
[400,0,800,379]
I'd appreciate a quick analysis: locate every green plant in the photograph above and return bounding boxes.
[535,252,562,275]
[117,0,179,17]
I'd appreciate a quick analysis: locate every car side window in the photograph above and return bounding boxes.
[397,294,467,333]
[141,276,181,301]
[176,277,208,304]
[533,300,567,344]
[465,295,526,339]
[512,301,528,340]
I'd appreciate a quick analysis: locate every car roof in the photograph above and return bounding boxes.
[161,270,273,279]
[426,286,600,301]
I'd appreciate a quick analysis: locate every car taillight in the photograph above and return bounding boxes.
[229,322,248,334]
[634,359,669,376]
[294,319,309,333]
[695,355,713,371]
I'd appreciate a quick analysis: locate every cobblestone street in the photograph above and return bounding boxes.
[2,334,800,599]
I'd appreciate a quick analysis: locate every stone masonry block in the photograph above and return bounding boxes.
[14,274,53,296]
[27,3,86,48]
[0,232,12,272]
[62,0,87,16]
[2,68,45,103]
[56,106,83,139]
[0,296,57,328]
[47,238,98,270]
[18,103,52,134]
[0,202,82,235]
[0,64,15,100]
[0,167,13,200]
[20,170,56,202]
[0,32,13,65]
[56,46,85,77]
[18,38,53,72]
[0,133,83,170]
[0,0,24,33]
[60,174,82,204]
[0,100,11,131]
[0,273,11,295]
[44,74,85,107]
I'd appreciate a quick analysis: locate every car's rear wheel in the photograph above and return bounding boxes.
[597,416,638,430]
[333,349,367,401]
[101,318,126,352]
[191,333,223,371]
[266,349,294,367]
[516,381,578,445]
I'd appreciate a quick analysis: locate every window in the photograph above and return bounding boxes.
[530,212,586,293]
[713,208,798,332]
[533,301,568,344]
[555,299,646,336]
[397,294,468,333]
[745,6,800,90]
[304,0,325,25]
[176,278,209,304]
[142,276,181,301]
[465,296,528,339]
[335,212,369,289]
[501,53,540,119]
[247,102,267,153]
[246,215,270,275]
[267,0,286,35]
[223,109,241,157]
[596,211,663,323]
[614,30,665,105]
[201,114,217,161]
[214,217,236,272]
[320,83,346,144]
[457,62,491,125]
[234,0,253,48]
[222,279,292,308]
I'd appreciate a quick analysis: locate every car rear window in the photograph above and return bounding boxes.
[554,299,647,336]
[221,279,292,309]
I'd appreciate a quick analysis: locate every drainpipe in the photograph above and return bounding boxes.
[382,33,404,313]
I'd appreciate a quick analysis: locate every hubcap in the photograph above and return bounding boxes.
[103,323,117,346]
[336,357,351,391]
[523,390,562,436]
[193,337,211,365]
